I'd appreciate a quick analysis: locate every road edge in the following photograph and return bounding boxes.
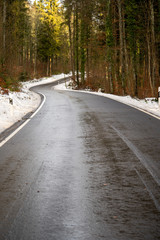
[0,77,71,147]
[61,89,160,121]
[0,92,46,148]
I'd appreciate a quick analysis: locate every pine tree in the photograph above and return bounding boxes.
[36,0,63,75]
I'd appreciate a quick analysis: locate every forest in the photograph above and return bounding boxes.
[0,0,160,98]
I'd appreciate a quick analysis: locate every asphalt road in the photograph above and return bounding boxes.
[0,80,160,240]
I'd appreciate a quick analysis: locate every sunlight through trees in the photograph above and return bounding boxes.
[0,0,160,97]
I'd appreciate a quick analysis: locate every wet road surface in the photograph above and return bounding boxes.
[0,81,160,239]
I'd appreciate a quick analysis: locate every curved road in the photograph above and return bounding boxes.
[0,80,160,240]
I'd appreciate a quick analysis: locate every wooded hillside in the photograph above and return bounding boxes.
[0,0,160,98]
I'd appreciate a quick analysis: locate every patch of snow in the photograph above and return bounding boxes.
[0,89,40,133]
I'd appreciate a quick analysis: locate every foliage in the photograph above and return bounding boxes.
[36,0,62,61]
[0,0,159,97]
[0,0,70,88]
[63,0,160,97]
[0,70,21,91]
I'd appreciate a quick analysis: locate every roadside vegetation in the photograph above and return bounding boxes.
[0,0,160,98]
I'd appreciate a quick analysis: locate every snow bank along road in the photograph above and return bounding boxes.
[0,74,71,134]
[0,80,160,240]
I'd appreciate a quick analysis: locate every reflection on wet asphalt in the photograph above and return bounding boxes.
[0,84,160,240]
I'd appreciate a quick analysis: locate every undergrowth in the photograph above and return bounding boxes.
[0,70,21,92]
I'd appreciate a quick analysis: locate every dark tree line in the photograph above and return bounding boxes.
[0,0,31,89]
[63,0,160,98]
[0,0,160,98]
[0,0,69,90]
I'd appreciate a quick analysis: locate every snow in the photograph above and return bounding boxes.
[54,81,160,119]
[0,73,70,134]
[0,74,159,134]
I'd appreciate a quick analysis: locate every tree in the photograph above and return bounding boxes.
[1,0,159,97]
[36,0,62,76]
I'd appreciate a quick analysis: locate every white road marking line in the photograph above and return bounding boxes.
[0,93,46,148]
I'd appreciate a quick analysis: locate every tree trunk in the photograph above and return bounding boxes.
[147,33,153,96]
[75,1,79,85]
[49,57,52,76]
[46,57,49,76]
[122,6,129,93]
[86,46,89,81]
[149,0,156,95]
[117,0,125,93]
[112,2,118,94]
[34,47,37,78]
[80,19,85,84]
[68,18,75,78]
[146,0,154,96]
[2,0,6,64]
[106,0,113,93]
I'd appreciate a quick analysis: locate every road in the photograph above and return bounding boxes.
[0,80,160,240]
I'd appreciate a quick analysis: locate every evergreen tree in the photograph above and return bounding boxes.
[36,0,62,75]
[0,0,159,96]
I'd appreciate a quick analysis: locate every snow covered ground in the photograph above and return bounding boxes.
[0,75,159,134]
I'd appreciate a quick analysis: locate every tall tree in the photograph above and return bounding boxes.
[36,0,63,76]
